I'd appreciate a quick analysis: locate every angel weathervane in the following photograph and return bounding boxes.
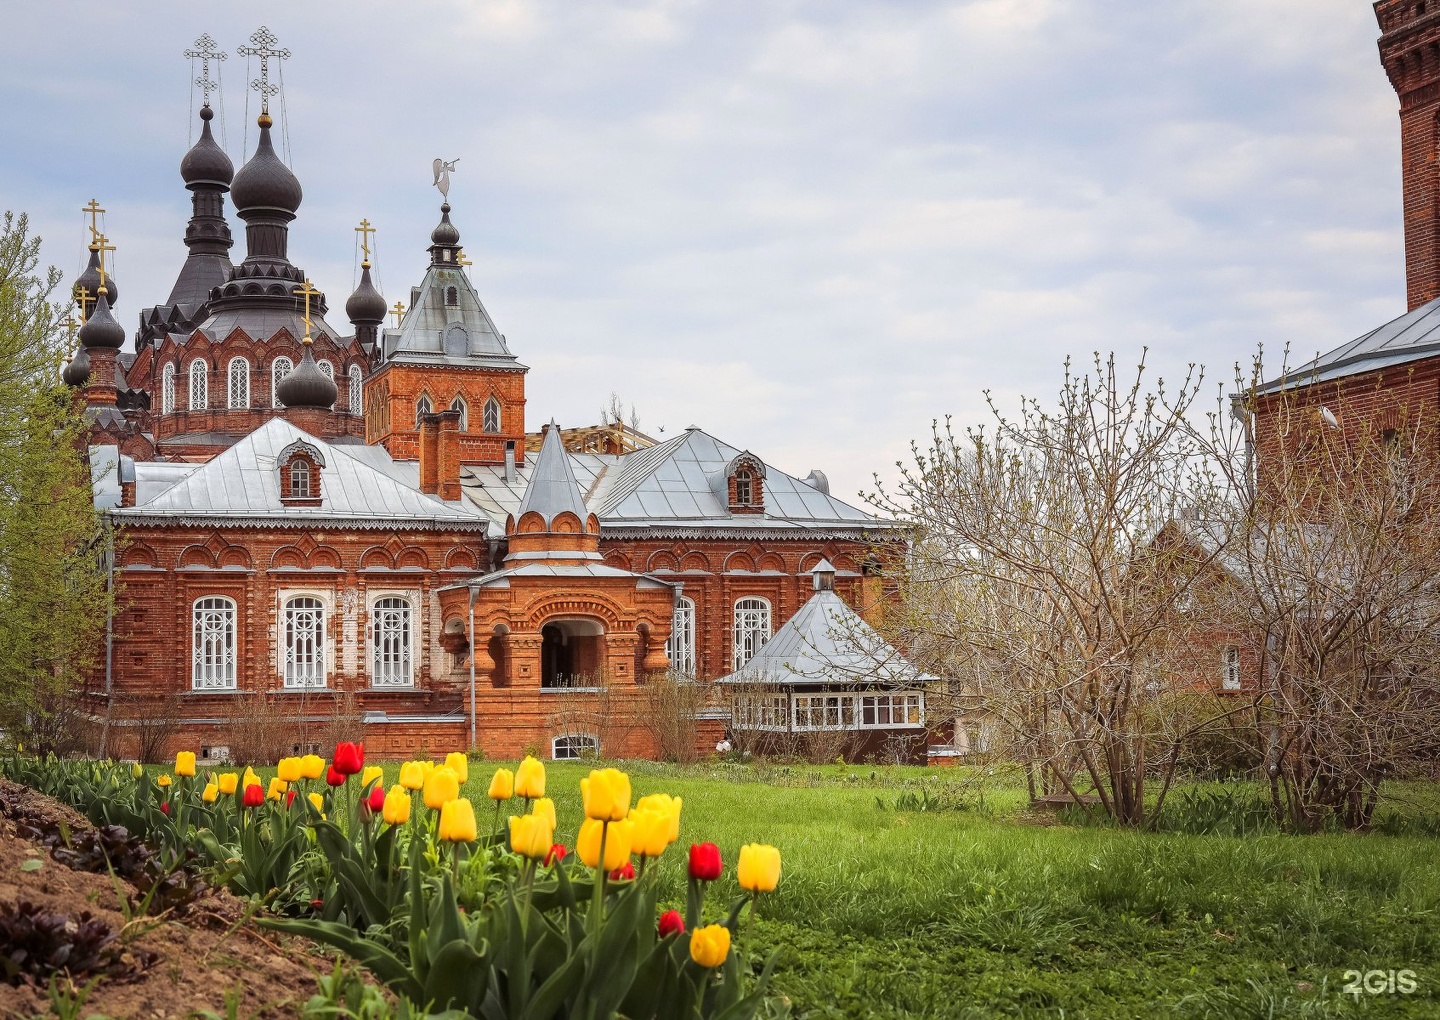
[432,158,460,199]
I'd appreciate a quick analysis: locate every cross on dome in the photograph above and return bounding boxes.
[184,33,227,106]
[238,26,289,115]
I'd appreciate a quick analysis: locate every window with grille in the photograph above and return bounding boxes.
[227,358,249,409]
[450,396,468,431]
[858,693,925,728]
[348,366,363,415]
[272,357,293,408]
[415,395,432,427]
[189,360,208,410]
[192,597,236,690]
[667,597,695,677]
[289,460,312,499]
[733,694,788,730]
[162,363,176,414]
[734,470,753,505]
[551,734,599,760]
[732,597,771,669]
[793,694,854,731]
[371,596,413,687]
[482,397,501,433]
[1222,647,1242,690]
[283,596,326,688]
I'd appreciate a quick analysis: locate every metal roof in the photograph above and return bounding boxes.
[379,262,526,372]
[516,422,590,526]
[1257,293,1440,394]
[440,561,676,592]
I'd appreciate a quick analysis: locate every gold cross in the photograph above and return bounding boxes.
[82,199,105,245]
[355,219,376,267]
[390,300,405,327]
[61,314,80,338]
[73,284,92,322]
[294,278,323,344]
[94,234,116,296]
[456,251,472,267]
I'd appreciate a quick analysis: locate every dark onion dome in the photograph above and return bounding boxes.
[230,113,302,216]
[180,105,234,188]
[74,248,118,312]
[61,346,90,387]
[431,203,460,246]
[345,264,386,324]
[277,345,338,409]
[78,290,126,350]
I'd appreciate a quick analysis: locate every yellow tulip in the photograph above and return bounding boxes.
[130,762,144,780]
[423,766,460,810]
[242,766,261,790]
[361,765,385,790]
[488,768,514,801]
[689,924,731,968]
[508,812,555,859]
[174,751,196,777]
[445,752,469,785]
[267,776,287,801]
[576,817,633,872]
[382,786,412,825]
[581,768,631,822]
[438,797,478,842]
[628,806,670,859]
[737,844,782,892]
[636,793,682,844]
[202,783,218,803]
[514,755,546,799]
[156,774,172,788]
[277,757,302,783]
[398,761,425,790]
[217,773,238,795]
[532,797,557,832]
[299,754,326,780]
[420,760,436,781]
[308,792,325,813]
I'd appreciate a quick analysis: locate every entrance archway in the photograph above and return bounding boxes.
[540,617,605,688]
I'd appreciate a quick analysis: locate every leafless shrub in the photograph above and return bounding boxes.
[639,671,707,763]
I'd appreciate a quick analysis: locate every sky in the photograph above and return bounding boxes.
[0,0,1404,505]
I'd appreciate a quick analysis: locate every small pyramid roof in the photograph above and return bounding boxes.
[515,421,590,527]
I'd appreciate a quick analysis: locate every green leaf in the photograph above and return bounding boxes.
[422,939,488,1013]
[20,858,43,872]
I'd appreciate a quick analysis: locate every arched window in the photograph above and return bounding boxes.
[734,469,753,506]
[733,597,771,669]
[189,360,208,410]
[667,596,696,677]
[227,357,250,409]
[415,394,432,427]
[282,596,326,688]
[483,396,501,434]
[552,734,600,760]
[161,363,176,414]
[348,365,363,415]
[317,360,335,409]
[372,596,413,687]
[289,459,312,499]
[192,596,236,690]
[445,286,458,306]
[450,396,468,430]
[272,357,293,408]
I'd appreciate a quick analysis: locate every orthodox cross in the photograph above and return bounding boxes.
[61,314,80,342]
[355,219,376,268]
[184,34,227,106]
[82,199,105,246]
[237,26,289,115]
[390,300,406,327]
[94,234,116,296]
[294,278,322,344]
[456,252,472,268]
[74,285,91,322]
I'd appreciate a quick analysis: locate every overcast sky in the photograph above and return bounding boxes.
[2,1,1403,503]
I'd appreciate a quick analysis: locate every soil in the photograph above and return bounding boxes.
[0,779,337,1020]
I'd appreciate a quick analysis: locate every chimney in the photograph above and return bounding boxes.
[418,413,439,494]
[118,456,136,508]
[504,439,517,483]
[436,409,462,501]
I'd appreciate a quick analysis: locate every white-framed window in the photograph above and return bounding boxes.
[551,734,600,760]
[161,363,176,414]
[282,595,326,689]
[317,360,335,409]
[667,597,695,677]
[450,396,468,430]
[733,693,788,730]
[192,596,236,690]
[416,394,432,427]
[272,357,293,408]
[371,596,414,688]
[289,459,312,499]
[1222,647,1242,691]
[189,360,208,410]
[793,694,854,731]
[227,357,249,409]
[483,396,501,434]
[735,469,754,505]
[348,365,363,415]
[858,693,924,728]
[733,597,771,669]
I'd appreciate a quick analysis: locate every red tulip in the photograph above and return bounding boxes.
[310,898,324,910]
[688,842,722,882]
[332,741,364,776]
[326,765,346,787]
[160,802,170,816]
[545,843,568,866]
[286,789,298,808]
[367,785,385,813]
[658,909,685,938]
[609,861,636,881]
[242,784,265,808]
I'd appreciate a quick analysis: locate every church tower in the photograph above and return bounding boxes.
[1377,1,1440,308]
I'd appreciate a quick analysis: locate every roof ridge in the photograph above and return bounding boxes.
[594,430,701,515]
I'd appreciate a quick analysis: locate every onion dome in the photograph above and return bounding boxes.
[431,203,460,246]
[345,264,386,324]
[180,105,234,188]
[276,345,338,409]
[231,113,302,216]
[74,248,118,313]
[61,347,90,387]
[78,290,126,350]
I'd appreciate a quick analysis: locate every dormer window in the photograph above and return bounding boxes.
[724,452,766,513]
[278,440,325,507]
[445,286,458,306]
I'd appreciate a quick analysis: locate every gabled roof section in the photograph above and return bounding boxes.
[113,418,489,529]
[515,421,590,526]
[1257,293,1440,394]
[716,589,934,687]
[378,262,525,372]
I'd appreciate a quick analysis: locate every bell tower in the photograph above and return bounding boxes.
[1377,1,1440,309]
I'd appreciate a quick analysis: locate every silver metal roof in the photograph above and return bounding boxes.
[440,561,676,592]
[516,422,589,526]
[379,262,526,372]
[1257,293,1440,394]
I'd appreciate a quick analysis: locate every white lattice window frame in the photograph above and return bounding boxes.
[450,396,468,431]
[551,734,600,760]
[667,597,695,677]
[272,357,293,408]
[348,366,363,415]
[792,694,855,731]
[227,357,249,409]
[857,692,925,729]
[189,360,208,410]
[732,597,771,670]
[368,591,418,688]
[192,596,237,691]
[733,693,788,731]
[482,397,501,434]
[416,395,432,427]
[279,590,331,689]
[161,363,176,414]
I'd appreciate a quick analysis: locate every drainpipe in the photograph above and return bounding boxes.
[100,523,115,756]
[468,585,478,751]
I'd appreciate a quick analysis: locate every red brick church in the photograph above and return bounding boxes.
[64,39,904,762]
